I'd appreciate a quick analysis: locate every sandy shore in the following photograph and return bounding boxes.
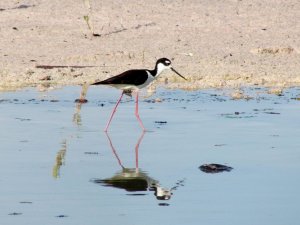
[0,0,299,92]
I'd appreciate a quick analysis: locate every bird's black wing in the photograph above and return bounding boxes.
[92,70,149,86]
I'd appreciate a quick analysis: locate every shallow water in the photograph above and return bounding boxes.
[0,86,300,225]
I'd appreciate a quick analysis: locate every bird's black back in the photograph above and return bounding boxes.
[92,69,149,86]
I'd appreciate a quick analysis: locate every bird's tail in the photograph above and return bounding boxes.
[91,80,106,85]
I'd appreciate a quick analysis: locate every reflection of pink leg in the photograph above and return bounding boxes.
[104,91,124,132]
[135,92,146,131]
[135,131,145,170]
[105,132,125,169]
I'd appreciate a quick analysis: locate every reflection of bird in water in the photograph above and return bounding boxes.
[73,83,89,126]
[53,85,89,178]
[91,58,187,132]
[92,132,173,200]
[52,140,67,179]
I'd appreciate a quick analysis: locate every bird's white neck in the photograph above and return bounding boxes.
[155,63,169,77]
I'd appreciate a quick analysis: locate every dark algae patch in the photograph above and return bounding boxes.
[154,121,167,124]
[56,215,68,218]
[199,164,233,173]
[8,212,22,216]
[75,98,88,103]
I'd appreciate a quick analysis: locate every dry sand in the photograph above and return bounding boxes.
[0,0,299,92]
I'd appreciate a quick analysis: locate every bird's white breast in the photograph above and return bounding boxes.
[136,71,155,89]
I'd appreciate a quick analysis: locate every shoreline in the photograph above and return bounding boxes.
[1,66,299,93]
[1,0,299,92]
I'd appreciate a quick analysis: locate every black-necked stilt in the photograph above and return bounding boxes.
[92,58,187,131]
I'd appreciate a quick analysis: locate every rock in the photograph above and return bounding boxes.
[199,164,233,173]
[74,98,88,103]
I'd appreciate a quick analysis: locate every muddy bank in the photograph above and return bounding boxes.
[0,0,299,91]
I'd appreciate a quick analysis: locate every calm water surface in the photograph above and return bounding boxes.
[0,86,299,225]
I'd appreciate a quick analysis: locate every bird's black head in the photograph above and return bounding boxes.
[156,58,172,67]
[154,58,187,80]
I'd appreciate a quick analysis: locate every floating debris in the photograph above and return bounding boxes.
[154,121,167,124]
[0,99,10,103]
[15,117,31,121]
[145,98,164,103]
[56,215,68,218]
[8,212,22,216]
[220,112,255,119]
[74,99,88,103]
[264,112,280,115]
[291,97,300,101]
[214,144,226,147]
[199,164,233,173]
[84,152,99,155]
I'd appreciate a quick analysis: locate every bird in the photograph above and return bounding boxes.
[91,58,187,132]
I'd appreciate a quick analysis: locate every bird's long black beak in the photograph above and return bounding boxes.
[171,67,187,80]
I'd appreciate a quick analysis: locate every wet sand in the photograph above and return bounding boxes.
[1,0,300,91]
[0,87,300,224]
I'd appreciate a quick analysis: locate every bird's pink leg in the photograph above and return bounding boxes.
[104,91,124,132]
[135,92,146,131]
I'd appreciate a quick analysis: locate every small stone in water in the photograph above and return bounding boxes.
[8,212,22,216]
[74,99,88,103]
[155,121,167,124]
[56,215,68,218]
[199,164,233,173]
